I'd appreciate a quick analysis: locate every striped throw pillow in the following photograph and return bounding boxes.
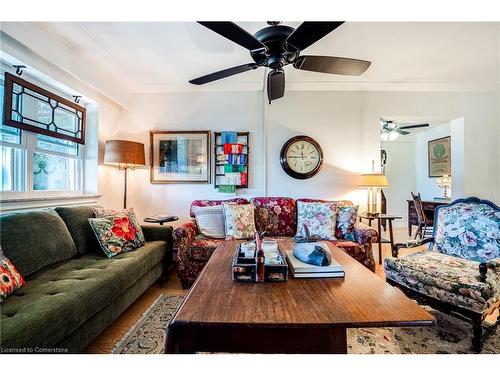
[193,205,226,239]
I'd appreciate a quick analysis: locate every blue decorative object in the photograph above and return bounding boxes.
[293,242,332,266]
[221,131,237,144]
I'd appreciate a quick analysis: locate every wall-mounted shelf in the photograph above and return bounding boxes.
[214,132,249,190]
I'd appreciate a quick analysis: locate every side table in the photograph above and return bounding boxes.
[358,213,402,264]
[144,215,179,226]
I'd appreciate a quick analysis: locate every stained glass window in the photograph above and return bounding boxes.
[3,72,86,144]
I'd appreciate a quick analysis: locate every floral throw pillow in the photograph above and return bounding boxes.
[1,248,25,302]
[223,204,257,240]
[93,207,145,246]
[88,214,144,258]
[336,205,359,241]
[296,201,337,241]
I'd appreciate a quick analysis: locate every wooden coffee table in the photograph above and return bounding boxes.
[166,239,434,354]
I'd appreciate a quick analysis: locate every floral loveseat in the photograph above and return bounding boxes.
[385,197,500,351]
[173,197,378,289]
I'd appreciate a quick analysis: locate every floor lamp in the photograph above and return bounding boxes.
[104,140,146,209]
[358,173,389,215]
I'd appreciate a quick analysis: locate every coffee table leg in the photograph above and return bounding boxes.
[165,324,179,353]
[327,328,348,354]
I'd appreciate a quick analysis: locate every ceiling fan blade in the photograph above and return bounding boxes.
[198,22,267,52]
[189,63,259,85]
[285,22,344,52]
[294,55,371,76]
[267,69,285,103]
[395,130,411,135]
[398,124,429,130]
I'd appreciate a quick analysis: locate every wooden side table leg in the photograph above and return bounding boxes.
[377,218,382,264]
[388,219,395,260]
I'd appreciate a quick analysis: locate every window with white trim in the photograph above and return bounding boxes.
[0,72,84,198]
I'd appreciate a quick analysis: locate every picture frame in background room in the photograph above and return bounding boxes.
[150,130,210,184]
[428,136,451,178]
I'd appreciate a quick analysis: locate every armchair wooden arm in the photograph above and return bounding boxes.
[392,237,435,257]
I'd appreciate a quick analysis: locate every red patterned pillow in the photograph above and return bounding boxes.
[251,197,296,236]
[1,250,25,302]
[93,207,145,246]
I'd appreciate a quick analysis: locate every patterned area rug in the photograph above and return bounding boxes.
[112,294,499,354]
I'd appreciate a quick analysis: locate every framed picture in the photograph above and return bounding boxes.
[150,131,210,184]
[428,136,451,178]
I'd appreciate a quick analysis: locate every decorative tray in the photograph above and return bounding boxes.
[231,243,288,282]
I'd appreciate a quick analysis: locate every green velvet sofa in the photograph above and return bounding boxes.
[0,206,173,353]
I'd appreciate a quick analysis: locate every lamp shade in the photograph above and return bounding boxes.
[358,173,389,188]
[104,140,145,167]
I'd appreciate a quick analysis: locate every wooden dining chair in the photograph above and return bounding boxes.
[411,192,434,240]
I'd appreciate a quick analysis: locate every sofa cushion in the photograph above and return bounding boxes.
[223,204,257,240]
[190,198,249,217]
[297,198,353,208]
[55,206,101,255]
[88,214,145,258]
[296,201,337,240]
[0,240,166,349]
[0,250,25,302]
[93,207,145,246]
[336,205,359,241]
[384,251,500,313]
[251,197,296,236]
[0,210,77,277]
[193,206,226,239]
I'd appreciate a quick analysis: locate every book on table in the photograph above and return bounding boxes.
[285,250,345,278]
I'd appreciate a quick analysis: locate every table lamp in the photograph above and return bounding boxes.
[358,173,389,215]
[104,140,146,209]
[436,174,451,199]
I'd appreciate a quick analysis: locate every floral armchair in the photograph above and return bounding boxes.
[174,197,378,289]
[385,197,500,352]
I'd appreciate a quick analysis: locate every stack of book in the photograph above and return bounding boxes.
[285,250,344,278]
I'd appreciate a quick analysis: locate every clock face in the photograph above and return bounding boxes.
[280,136,323,179]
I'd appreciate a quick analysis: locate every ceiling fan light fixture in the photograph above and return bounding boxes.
[388,131,400,141]
[380,132,390,142]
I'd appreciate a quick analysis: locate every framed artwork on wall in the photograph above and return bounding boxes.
[428,136,451,178]
[150,131,211,184]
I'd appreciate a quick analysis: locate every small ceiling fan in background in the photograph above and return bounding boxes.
[189,21,371,103]
[380,120,429,141]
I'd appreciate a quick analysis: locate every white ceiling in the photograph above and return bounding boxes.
[27,22,500,93]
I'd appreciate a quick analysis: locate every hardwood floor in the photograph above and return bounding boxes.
[85,226,425,354]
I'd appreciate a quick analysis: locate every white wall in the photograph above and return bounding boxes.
[101,90,498,222]
[415,123,451,200]
[98,91,265,220]
[266,91,373,203]
[362,91,498,203]
[381,139,416,227]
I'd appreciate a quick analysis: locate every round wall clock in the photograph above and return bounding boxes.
[279,135,323,179]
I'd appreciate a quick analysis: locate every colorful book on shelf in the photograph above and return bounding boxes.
[220,131,237,144]
[224,164,245,173]
[218,185,236,193]
[223,143,244,154]
[240,172,247,186]
[224,172,241,185]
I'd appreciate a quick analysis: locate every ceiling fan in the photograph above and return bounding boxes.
[189,21,372,103]
[380,120,429,141]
